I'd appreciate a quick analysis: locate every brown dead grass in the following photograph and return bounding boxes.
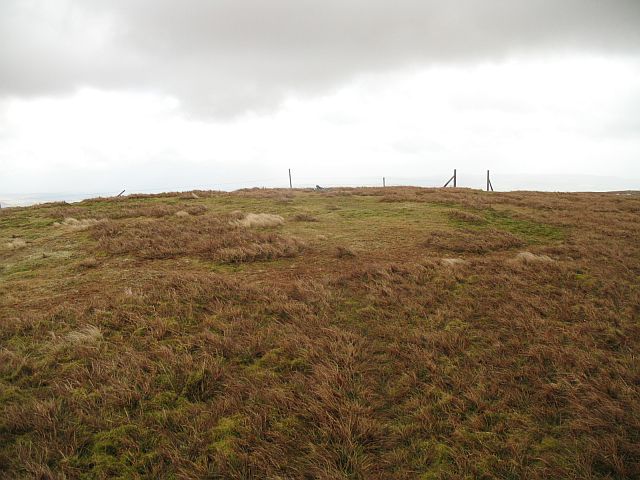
[1,187,639,479]
[54,217,101,230]
[49,203,208,221]
[424,228,524,253]
[441,257,465,267]
[335,245,356,258]
[77,256,100,269]
[447,209,486,225]
[292,212,319,222]
[91,214,303,263]
[65,325,102,344]
[515,251,555,264]
[4,238,27,250]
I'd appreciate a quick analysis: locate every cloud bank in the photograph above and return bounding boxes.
[2,0,640,115]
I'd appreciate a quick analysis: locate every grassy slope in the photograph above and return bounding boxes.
[1,187,639,479]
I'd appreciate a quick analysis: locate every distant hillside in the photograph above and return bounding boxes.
[1,187,639,478]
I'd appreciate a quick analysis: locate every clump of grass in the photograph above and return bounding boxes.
[92,215,303,263]
[447,209,486,225]
[335,245,356,258]
[4,238,27,250]
[292,213,319,222]
[229,210,244,220]
[514,251,555,264]
[83,203,206,220]
[185,205,208,216]
[276,195,294,205]
[233,213,285,228]
[424,229,524,254]
[65,325,102,344]
[77,257,100,269]
[440,258,465,267]
[54,217,101,230]
[116,204,175,218]
[217,236,305,264]
[70,424,156,477]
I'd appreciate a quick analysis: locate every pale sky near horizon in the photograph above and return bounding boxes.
[1,0,640,203]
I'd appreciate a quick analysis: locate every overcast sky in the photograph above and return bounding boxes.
[2,0,640,203]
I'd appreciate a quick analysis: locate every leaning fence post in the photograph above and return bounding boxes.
[443,169,457,188]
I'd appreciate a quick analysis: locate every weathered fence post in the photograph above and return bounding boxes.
[486,170,494,192]
[443,169,457,188]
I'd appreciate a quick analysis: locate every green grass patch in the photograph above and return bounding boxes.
[446,207,564,244]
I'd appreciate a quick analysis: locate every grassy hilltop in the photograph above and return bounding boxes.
[1,187,639,479]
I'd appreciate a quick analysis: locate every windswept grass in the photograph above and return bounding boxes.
[53,217,102,230]
[1,187,639,479]
[424,228,525,254]
[91,214,304,263]
[233,212,285,228]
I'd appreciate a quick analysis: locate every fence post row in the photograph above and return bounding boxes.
[283,168,492,190]
[441,169,494,190]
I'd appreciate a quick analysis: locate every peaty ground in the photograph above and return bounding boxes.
[1,187,639,479]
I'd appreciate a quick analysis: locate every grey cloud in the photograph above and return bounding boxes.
[2,0,640,115]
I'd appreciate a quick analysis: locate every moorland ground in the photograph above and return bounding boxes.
[1,187,639,479]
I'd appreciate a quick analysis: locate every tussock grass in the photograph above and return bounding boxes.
[234,213,285,228]
[217,236,305,263]
[515,251,555,264]
[92,214,302,263]
[1,187,639,479]
[335,245,356,258]
[292,212,319,222]
[65,325,102,344]
[54,217,101,230]
[441,257,465,267]
[4,238,26,250]
[447,209,486,225]
[77,256,100,269]
[49,203,208,221]
[424,228,524,253]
